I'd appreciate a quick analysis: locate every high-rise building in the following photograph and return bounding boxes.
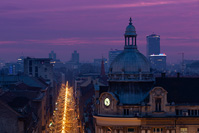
[146,33,160,58]
[24,57,53,86]
[71,50,79,64]
[108,49,122,67]
[49,51,56,60]
[149,53,167,71]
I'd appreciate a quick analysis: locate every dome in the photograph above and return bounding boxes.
[110,48,150,73]
[125,24,136,36]
[125,18,137,36]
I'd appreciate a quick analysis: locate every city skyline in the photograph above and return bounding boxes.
[0,0,198,63]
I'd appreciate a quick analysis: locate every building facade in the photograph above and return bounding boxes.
[146,34,160,58]
[149,54,167,71]
[49,50,56,60]
[24,57,53,86]
[71,50,79,64]
[94,18,199,133]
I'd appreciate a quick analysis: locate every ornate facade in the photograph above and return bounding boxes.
[94,18,199,133]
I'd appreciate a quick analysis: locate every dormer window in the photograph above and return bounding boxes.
[155,98,161,112]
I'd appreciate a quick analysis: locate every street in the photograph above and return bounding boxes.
[50,82,78,133]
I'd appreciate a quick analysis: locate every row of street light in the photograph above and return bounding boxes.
[50,81,78,133]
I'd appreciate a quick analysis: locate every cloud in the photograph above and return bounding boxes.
[0,0,198,15]
[0,41,17,44]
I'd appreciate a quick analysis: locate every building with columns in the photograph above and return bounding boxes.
[94,18,199,133]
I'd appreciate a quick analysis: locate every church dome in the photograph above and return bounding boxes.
[125,18,137,36]
[110,18,150,74]
[110,48,150,73]
[108,18,154,105]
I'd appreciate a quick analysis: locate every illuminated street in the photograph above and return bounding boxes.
[51,82,78,133]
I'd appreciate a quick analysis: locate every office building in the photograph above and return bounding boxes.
[146,33,160,58]
[24,57,53,86]
[49,50,56,60]
[149,53,167,71]
[71,50,79,64]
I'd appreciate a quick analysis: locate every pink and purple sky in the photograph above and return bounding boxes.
[0,0,199,63]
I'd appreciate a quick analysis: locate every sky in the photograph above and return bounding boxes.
[0,0,199,63]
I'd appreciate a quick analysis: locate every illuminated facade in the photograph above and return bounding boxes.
[94,18,199,133]
[149,54,167,71]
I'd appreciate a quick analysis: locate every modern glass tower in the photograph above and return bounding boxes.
[146,34,160,58]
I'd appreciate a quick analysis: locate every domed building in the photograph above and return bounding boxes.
[94,18,199,133]
[108,18,154,105]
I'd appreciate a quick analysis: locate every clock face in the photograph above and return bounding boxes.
[104,98,110,106]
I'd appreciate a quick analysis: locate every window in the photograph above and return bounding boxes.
[180,128,187,133]
[153,128,163,133]
[186,110,198,116]
[29,60,32,66]
[35,66,38,77]
[35,66,38,72]
[166,130,172,133]
[128,128,135,133]
[188,110,190,115]
[29,67,32,75]
[194,110,197,116]
[155,98,161,111]
[176,109,179,115]
[124,109,129,115]
[107,128,111,133]
[197,128,199,133]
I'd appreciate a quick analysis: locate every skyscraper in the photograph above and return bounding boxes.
[71,50,79,64]
[49,51,56,60]
[146,33,160,58]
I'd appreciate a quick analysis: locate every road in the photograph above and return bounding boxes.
[50,82,78,133]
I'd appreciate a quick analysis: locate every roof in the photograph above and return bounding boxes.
[8,82,42,91]
[0,75,48,90]
[155,77,199,105]
[110,48,150,74]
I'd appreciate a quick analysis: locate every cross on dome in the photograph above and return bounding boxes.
[129,17,132,25]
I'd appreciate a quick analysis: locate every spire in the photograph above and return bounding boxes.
[100,57,105,76]
[129,17,132,25]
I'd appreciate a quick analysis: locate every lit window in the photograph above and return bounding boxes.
[180,128,187,133]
